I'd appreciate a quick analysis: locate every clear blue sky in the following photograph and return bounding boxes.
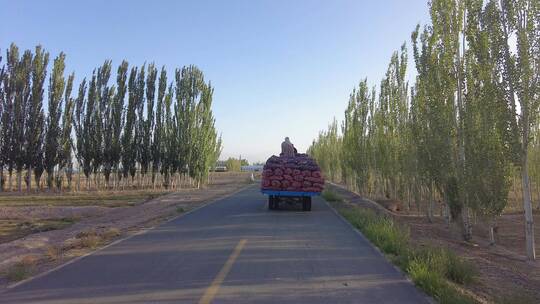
[1,0,430,163]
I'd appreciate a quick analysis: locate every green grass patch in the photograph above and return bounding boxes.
[324,189,478,304]
[322,189,342,202]
[176,206,186,214]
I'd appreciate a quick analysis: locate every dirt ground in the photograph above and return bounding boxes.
[328,183,540,303]
[0,172,254,289]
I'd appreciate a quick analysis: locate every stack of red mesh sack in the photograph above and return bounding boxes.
[261,154,324,192]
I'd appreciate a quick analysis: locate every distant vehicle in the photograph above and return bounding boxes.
[214,166,228,172]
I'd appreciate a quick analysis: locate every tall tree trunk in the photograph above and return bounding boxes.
[427,181,434,223]
[26,166,32,192]
[537,185,540,210]
[47,171,54,190]
[456,14,469,241]
[0,166,3,192]
[8,171,12,192]
[17,170,22,192]
[461,206,472,241]
[522,152,536,260]
[489,225,496,246]
[414,181,421,213]
[35,171,43,192]
[77,169,81,192]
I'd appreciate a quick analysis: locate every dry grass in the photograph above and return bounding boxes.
[45,245,63,261]
[4,255,39,282]
[75,229,100,249]
[102,227,121,240]
[79,235,100,249]
[0,218,75,244]
[69,227,121,250]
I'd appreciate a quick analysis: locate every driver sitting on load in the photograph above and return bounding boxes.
[281,137,297,157]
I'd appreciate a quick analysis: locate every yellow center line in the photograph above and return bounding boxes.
[198,239,247,304]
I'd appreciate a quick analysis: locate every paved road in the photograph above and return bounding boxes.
[1,185,429,304]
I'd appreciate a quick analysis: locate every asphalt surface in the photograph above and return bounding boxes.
[1,185,430,304]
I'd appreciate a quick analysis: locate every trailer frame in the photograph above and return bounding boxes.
[261,190,320,211]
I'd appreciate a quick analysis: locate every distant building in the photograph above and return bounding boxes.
[241,165,263,172]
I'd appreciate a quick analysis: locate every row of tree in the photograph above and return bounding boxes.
[0,43,222,192]
[224,157,249,172]
[309,0,539,260]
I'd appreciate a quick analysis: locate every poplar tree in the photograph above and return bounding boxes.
[73,79,93,189]
[140,63,156,182]
[0,51,5,190]
[14,49,33,192]
[25,46,48,191]
[122,67,138,184]
[108,61,128,188]
[44,52,65,189]
[134,65,145,183]
[176,66,203,181]
[191,82,219,187]
[341,80,373,193]
[152,67,167,186]
[59,73,75,189]
[492,0,539,260]
[411,24,458,223]
[92,61,112,187]
[161,84,175,188]
[463,0,511,244]
[2,45,19,191]
[309,119,342,183]
[374,45,408,200]
[101,60,121,187]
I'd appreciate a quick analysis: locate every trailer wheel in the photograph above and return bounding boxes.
[269,196,279,210]
[302,196,312,211]
[268,196,274,210]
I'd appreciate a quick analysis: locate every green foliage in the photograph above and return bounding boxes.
[174,66,220,186]
[321,189,342,202]
[59,73,75,187]
[73,78,92,181]
[121,66,138,180]
[44,52,65,189]
[309,0,536,249]
[333,200,477,304]
[141,63,157,177]
[152,67,167,184]
[341,207,409,257]
[0,43,221,192]
[308,118,342,182]
[408,258,475,304]
[224,157,249,172]
[102,61,127,185]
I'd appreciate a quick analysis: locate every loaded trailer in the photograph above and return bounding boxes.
[261,190,320,211]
